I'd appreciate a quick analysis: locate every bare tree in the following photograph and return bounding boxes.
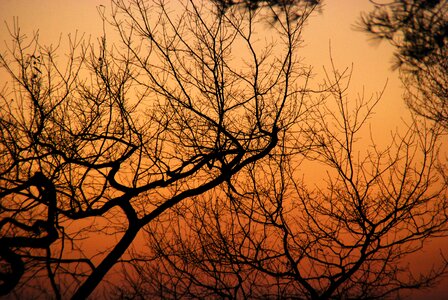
[0,0,318,298]
[359,0,448,129]
[119,65,448,299]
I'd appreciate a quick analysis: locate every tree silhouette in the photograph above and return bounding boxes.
[212,0,321,19]
[359,0,448,129]
[0,0,318,298]
[116,65,448,299]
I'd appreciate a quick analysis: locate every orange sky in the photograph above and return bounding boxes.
[0,0,406,132]
[0,0,446,299]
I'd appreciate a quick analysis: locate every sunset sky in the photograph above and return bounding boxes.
[0,0,408,144]
[0,0,446,299]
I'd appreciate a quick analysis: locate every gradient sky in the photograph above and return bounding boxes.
[0,0,446,299]
[0,0,408,137]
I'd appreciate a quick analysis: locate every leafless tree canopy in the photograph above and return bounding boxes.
[0,0,446,299]
[116,65,448,299]
[0,0,318,298]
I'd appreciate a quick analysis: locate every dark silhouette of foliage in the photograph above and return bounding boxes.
[360,0,448,129]
[212,0,321,21]
[212,0,320,11]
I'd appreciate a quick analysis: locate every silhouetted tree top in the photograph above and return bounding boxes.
[213,0,321,20]
[214,0,320,9]
[360,0,448,128]
[360,0,447,70]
